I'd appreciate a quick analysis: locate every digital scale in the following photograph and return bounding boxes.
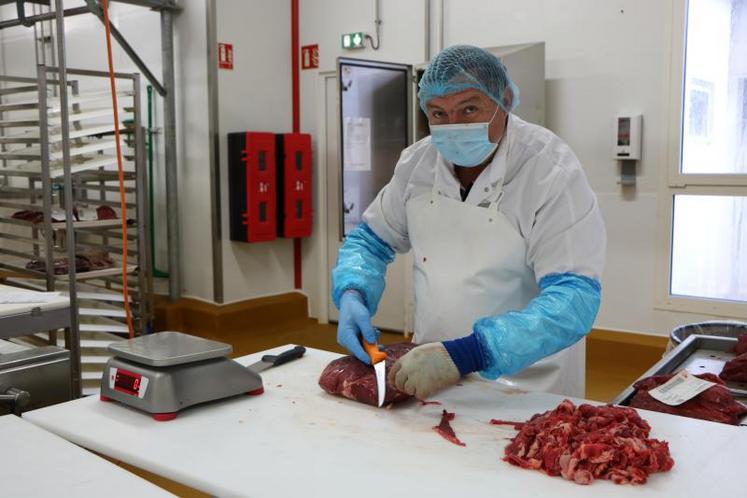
[100,331,305,421]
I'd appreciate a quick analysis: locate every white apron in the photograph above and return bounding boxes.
[404,148,585,398]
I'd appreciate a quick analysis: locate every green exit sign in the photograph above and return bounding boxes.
[341,32,366,49]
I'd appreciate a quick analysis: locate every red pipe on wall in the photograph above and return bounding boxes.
[291,0,302,289]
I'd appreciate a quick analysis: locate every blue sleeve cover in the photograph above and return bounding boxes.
[331,223,395,315]
[473,272,601,379]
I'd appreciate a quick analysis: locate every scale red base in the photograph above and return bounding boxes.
[99,387,265,421]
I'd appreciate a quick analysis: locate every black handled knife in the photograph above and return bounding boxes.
[247,345,306,373]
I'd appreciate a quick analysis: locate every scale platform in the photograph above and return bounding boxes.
[100,332,264,421]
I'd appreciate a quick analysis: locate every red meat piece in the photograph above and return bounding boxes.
[318,343,415,407]
[489,419,524,429]
[419,400,442,406]
[734,334,747,356]
[96,205,118,220]
[433,410,466,447]
[11,210,64,224]
[503,399,674,486]
[720,353,747,384]
[26,250,114,275]
[630,372,747,425]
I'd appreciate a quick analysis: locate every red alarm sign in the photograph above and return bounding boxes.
[218,43,233,70]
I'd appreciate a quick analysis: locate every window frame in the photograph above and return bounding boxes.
[656,0,747,319]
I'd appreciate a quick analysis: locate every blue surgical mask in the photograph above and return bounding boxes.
[430,107,500,167]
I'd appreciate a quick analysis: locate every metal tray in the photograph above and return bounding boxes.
[107,331,232,367]
[612,334,747,408]
[670,320,747,346]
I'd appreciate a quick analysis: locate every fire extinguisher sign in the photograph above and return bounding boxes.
[218,43,233,70]
[301,44,319,70]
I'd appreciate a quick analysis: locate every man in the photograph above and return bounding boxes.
[332,45,605,400]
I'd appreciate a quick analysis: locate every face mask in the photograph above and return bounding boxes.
[429,107,500,167]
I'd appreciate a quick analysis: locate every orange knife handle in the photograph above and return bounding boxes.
[362,340,387,365]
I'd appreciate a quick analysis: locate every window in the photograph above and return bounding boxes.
[660,0,747,317]
[671,195,747,302]
[740,77,747,141]
[686,79,713,141]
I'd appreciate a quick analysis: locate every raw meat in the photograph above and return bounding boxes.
[318,343,415,406]
[26,250,114,275]
[734,333,747,355]
[629,372,747,425]
[503,399,674,486]
[11,210,62,224]
[433,410,466,447]
[12,206,118,223]
[489,419,524,429]
[719,353,747,384]
[95,206,118,220]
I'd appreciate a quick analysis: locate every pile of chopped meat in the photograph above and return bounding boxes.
[318,342,415,407]
[629,372,747,425]
[503,399,674,485]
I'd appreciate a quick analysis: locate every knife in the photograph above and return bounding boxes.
[247,345,306,374]
[362,341,387,407]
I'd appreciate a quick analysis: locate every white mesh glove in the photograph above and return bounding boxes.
[389,343,460,399]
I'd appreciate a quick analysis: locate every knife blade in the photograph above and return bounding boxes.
[373,360,386,407]
[247,345,306,374]
[362,341,387,407]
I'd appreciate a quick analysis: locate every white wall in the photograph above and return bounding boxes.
[174,0,214,301]
[215,0,295,303]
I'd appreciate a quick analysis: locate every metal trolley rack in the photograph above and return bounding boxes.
[0,67,152,396]
[0,0,178,397]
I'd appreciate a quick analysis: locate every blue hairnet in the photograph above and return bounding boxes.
[419,44,520,113]
[332,223,395,315]
[473,273,601,379]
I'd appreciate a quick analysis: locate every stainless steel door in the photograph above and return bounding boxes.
[338,58,412,237]
[326,59,413,332]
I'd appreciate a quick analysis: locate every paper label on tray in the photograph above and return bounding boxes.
[648,370,716,406]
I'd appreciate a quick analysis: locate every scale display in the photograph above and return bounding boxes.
[109,367,149,398]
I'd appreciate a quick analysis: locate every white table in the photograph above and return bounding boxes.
[0,283,70,338]
[24,345,747,498]
[0,415,174,497]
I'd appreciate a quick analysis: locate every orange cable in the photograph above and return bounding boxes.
[101,0,135,338]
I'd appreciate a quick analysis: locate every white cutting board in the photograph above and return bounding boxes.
[0,415,174,498]
[25,345,747,498]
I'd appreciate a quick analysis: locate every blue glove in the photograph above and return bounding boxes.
[337,290,380,364]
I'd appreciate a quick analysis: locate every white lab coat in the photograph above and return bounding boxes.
[362,114,606,396]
